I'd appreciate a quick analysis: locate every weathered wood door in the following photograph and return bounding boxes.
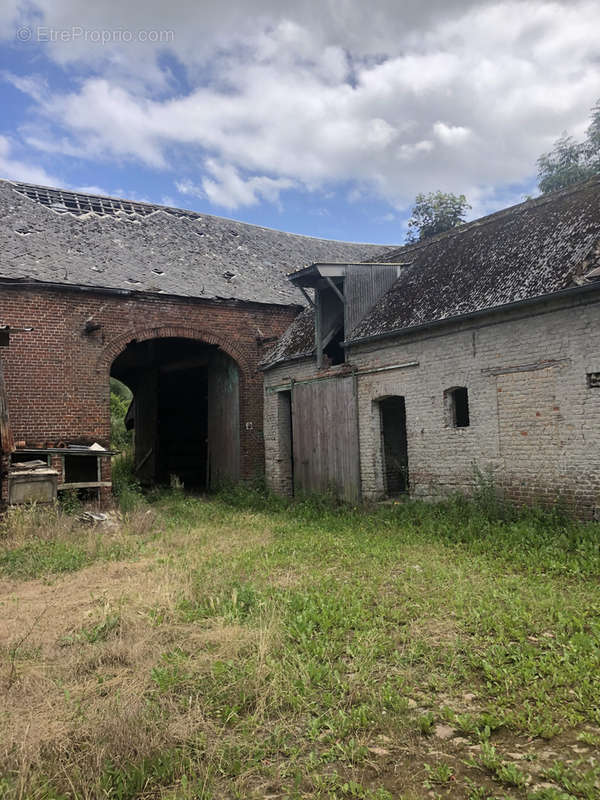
[291,375,360,502]
[207,351,240,486]
[134,367,158,483]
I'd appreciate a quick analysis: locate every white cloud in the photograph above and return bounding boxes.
[4,0,600,215]
[0,135,60,185]
[2,71,47,102]
[433,122,472,146]
[178,160,295,209]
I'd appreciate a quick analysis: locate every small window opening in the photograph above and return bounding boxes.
[587,372,600,388]
[64,454,98,484]
[445,386,470,428]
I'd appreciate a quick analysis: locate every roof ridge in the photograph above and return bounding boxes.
[371,175,600,262]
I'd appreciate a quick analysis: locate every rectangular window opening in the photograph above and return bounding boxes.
[64,454,99,484]
[446,386,470,428]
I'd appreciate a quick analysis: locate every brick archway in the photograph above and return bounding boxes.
[102,324,249,488]
[98,324,250,376]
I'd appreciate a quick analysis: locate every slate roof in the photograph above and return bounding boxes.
[264,177,600,368]
[260,306,316,367]
[0,179,391,306]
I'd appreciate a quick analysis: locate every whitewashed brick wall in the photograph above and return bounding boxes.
[263,293,600,518]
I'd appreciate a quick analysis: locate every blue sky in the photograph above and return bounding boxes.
[0,1,598,244]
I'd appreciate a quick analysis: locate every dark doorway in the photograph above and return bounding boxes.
[157,365,208,488]
[111,338,239,489]
[379,396,409,495]
[278,390,294,495]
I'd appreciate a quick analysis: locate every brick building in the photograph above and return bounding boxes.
[262,178,600,518]
[0,179,387,500]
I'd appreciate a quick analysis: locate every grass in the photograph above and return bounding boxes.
[0,487,599,798]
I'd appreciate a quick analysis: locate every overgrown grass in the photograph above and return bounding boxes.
[0,502,157,579]
[0,488,599,799]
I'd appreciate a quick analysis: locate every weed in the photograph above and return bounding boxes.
[424,762,455,785]
[2,490,600,799]
[0,538,91,578]
[417,711,436,735]
[577,730,600,746]
[111,450,143,510]
[465,778,495,799]
[542,760,600,799]
[61,612,121,646]
[495,761,527,788]
[58,488,83,514]
[477,742,502,771]
[312,772,393,799]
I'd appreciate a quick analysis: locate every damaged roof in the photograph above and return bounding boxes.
[264,177,600,367]
[260,306,316,367]
[0,179,391,306]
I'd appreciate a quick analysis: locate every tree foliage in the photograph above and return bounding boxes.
[537,99,600,194]
[110,377,133,450]
[406,191,471,243]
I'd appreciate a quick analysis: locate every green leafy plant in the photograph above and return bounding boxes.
[417,712,435,736]
[424,762,454,785]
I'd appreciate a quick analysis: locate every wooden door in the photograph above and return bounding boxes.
[291,376,360,502]
[207,351,240,486]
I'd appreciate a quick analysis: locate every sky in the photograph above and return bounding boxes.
[0,1,598,244]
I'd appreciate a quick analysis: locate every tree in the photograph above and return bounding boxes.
[405,191,471,243]
[537,99,600,194]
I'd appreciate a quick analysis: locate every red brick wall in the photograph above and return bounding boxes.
[0,285,298,488]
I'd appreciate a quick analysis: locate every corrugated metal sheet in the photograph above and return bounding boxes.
[344,264,400,335]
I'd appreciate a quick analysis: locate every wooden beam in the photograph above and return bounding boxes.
[299,287,315,308]
[134,447,153,473]
[0,356,14,453]
[58,481,112,490]
[316,289,323,369]
[321,312,344,349]
[324,276,345,303]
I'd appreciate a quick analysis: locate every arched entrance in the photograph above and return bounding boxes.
[110,336,240,489]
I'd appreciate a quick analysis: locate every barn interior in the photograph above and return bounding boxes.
[111,337,240,489]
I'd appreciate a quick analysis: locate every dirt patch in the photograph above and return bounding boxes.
[268,568,303,589]
[0,559,163,653]
[408,615,461,646]
[0,579,261,783]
